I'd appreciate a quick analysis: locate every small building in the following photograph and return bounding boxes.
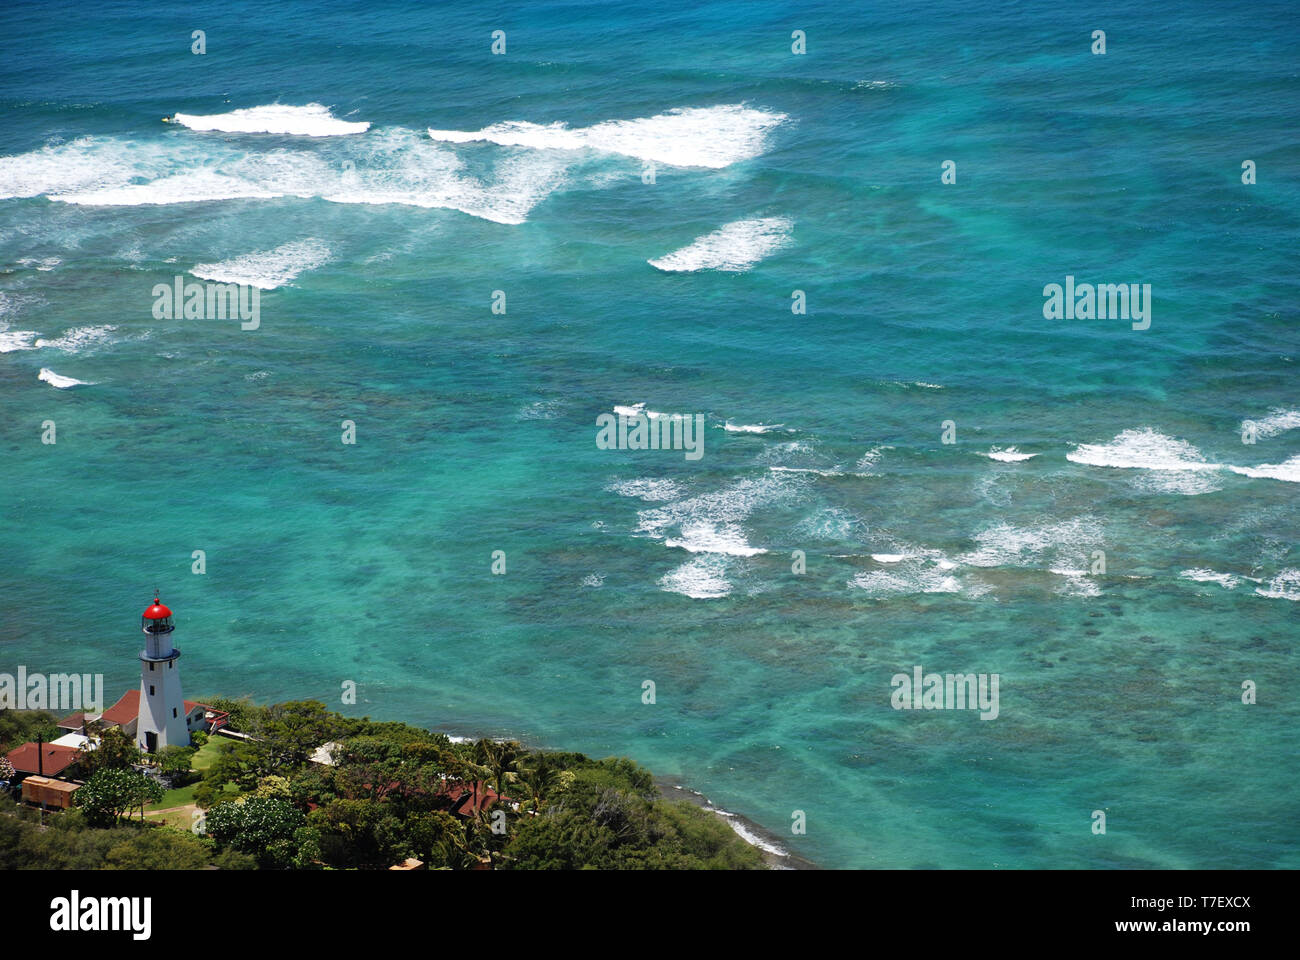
[51,732,95,752]
[441,781,511,818]
[389,858,425,871]
[55,712,88,735]
[5,742,82,780]
[308,741,342,766]
[21,776,80,810]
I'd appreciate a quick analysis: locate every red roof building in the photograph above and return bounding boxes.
[442,781,510,817]
[94,689,218,742]
[5,742,81,778]
[100,689,141,728]
[56,712,88,733]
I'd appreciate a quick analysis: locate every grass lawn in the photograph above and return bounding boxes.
[190,736,234,773]
[145,736,242,810]
[148,806,198,831]
[150,782,197,809]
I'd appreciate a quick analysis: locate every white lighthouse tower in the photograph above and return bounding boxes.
[137,596,189,752]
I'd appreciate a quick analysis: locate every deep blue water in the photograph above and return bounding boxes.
[1,1,1298,868]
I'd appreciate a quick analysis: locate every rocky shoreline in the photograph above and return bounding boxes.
[654,777,819,870]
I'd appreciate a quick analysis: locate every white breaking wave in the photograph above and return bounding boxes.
[984,446,1037,462]
[1244,408,1300,440]
[1068,428,1224,494]
[960,517,1104,569]
[0,327,38,352]
[706,807,790,857]
[1228,455,1300,483]
[1068,428,1217,472]
[38,367,93,388]
[1,292,41,352]
[0,129,569,225]
[722,421,784,434]
[849,562,962,597]
[768,465,844,477]
[649,217,793,272]
[871,554,907,563]
[192,239,331,290]
[855,446,891,475]
[665,520,767,557]
[1255,570,1300,602]
[1179,568,1241,590]
[636,472,800,560]
[34,325,118,352]
[606,477,687,502]
[660,555,732,599]
[428,104,787,169]
[172,103,370,136]
[0,292,40,352]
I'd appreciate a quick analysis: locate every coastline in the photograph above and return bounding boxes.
[654,777,819,870]
[440,730,811,869]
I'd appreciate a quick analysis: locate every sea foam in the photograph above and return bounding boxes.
[1228,455,1300,483]
[648,217,793,272]
[1255,570,1300,602]
[1244,408,1300,440]
[173,103,370,136]
[38,367,93,388]
[34,325,118,352]
[0,129,567,225]
[192,239,331,290]
[428,104,786,169]
[1067,428,1224,493]
[984,446,1037,462]
[660,555,732,599]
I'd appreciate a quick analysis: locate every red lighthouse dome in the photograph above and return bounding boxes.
[141,596,175,636]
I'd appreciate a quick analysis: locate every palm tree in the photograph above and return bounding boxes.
[474,739,522,798]
[518,756,558,816]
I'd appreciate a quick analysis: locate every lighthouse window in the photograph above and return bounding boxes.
[149,686,155,696]
[172,708,178,718]
[149,662,155,671]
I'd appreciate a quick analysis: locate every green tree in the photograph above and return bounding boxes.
[248,700,337,775]
[103,828,214,869]
[79,726,140,774]
[0,710,58,753]
[474,739,523,797]
[517,755,559,815]
[204,740,258,791]
[75,769,164,826]
[206,796,306,867]
[158,745,196,783]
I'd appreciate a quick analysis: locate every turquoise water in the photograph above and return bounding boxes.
[2,1,1298,868]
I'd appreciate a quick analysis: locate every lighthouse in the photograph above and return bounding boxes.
[137,596,189,752]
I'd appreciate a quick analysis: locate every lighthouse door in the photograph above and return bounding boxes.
[145,731,157,754]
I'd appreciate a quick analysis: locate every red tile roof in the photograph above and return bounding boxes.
[56,712,86,730]
[100,690,140,726]
[443,781,509,817]
[6,742,81,777]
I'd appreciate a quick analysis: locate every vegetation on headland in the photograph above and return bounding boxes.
[0,701,765,870]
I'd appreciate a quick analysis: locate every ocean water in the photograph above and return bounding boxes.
[2,0,1298,868]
